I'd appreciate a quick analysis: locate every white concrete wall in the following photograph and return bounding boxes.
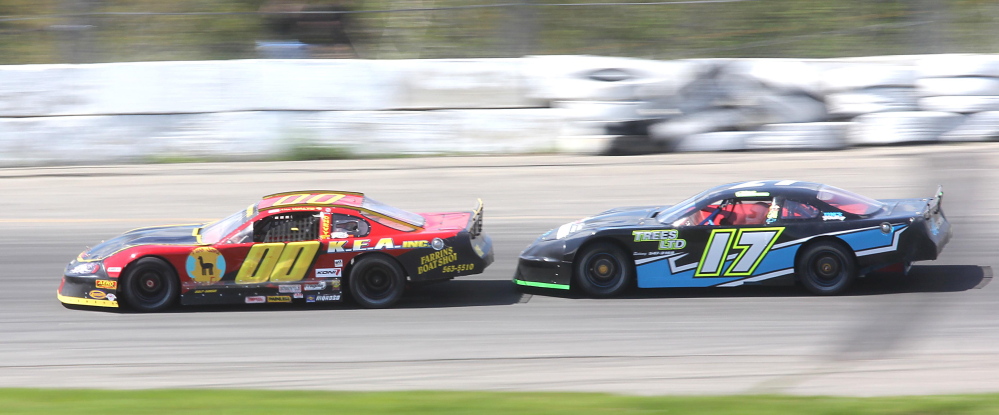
[2,54,999,166]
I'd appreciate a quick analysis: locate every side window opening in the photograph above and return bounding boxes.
[781,200,821,220]
[722,199,773,226]
[254,213,320,243]
[332,214,370,238]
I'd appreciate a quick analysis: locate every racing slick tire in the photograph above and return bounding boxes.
[348,255,406,309]
[120,257,179,312]
[574,242,633,298]
[796,241,856,295]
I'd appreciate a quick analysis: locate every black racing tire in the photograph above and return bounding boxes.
[348,255,406,309]
[796,241,856,295]
[574,242,633,298]
[121,257,179,312]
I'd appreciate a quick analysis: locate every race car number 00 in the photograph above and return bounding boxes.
[695,228,783,277]
[236,241,320,284]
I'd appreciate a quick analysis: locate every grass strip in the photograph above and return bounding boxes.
[3,389,999,414]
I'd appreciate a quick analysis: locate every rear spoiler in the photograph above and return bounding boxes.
[468,198,484,239]
[929,185,943,214]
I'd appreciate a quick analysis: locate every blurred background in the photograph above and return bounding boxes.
[1,0,998,64]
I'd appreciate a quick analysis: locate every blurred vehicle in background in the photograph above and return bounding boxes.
[59,190,492,311]
[515,180,950,297]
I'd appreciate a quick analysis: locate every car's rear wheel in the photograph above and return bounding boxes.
[121,257,179,312]
[348,255,405,309]
[574,242,633,298]
[796,241,856,295]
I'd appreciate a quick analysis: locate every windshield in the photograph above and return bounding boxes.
[200,206,254,244]
[656,188,713,224]
[361,197,426,227]
[816,185,886,216]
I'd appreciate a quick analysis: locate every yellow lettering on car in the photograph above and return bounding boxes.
[307,194,345,204]
[270,241,321,282]
[236,241,320,284]
[373,238,395,250]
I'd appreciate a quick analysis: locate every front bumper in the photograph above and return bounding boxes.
[57,275,119,308]
[513,257,572,290]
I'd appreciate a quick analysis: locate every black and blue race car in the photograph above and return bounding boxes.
[514,180,951,297]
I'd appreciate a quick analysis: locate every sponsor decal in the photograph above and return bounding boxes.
[194,289,218,294]
[106,267,122,273]
[186,246,227,283]
[334,259,343,267]
[632,230,686,250]
[315,294,340,302]
[639,251,680,257]
[320,213,332,239]
[402,240,429,248]
[267,296,292,303]
[293,293,304,299]
[106,293,116,302]
[443,263,475,273]
[418,246,457,274]
[331,278,341,289]
[304,282,326,291]
[766,203,780,224]
[327,238,433,253]
[88,290,107,300]
[278,285,302,293]
[315,268,342,278]
[95,280,117,290]
[823,212,846,221]
[235,241,320,285]
[245,296,266,304]
[306,294,317,303]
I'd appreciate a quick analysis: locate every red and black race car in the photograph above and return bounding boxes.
[59,191,493,311]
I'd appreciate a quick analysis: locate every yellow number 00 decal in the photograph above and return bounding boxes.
[235,241,321,284]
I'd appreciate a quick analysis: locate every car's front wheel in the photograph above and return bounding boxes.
[348,255,406,309]
[121,257,179,312]
[796,241,856,295]
[574,242,633,298]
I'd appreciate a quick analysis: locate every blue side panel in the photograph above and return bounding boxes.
[755,245,799,273]
[636,260,740,287]
[634,225,906,289]
[837,225,905,252]
[636,244,801,288]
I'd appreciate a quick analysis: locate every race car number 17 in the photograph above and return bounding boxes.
[236,241,320,284]
[695,228,783,277]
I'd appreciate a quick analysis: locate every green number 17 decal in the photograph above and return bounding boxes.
[695,227,784,277]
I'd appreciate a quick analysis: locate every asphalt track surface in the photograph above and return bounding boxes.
[2,143,999,396]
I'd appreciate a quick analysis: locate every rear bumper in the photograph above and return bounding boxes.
[408,232,495,282]
[57,275,119,308]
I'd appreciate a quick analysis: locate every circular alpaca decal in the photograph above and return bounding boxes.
[186,247,227,283]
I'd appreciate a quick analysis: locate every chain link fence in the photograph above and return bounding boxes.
[2,0,999,65]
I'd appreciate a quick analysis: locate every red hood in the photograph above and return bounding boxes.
[421,212,473,231]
